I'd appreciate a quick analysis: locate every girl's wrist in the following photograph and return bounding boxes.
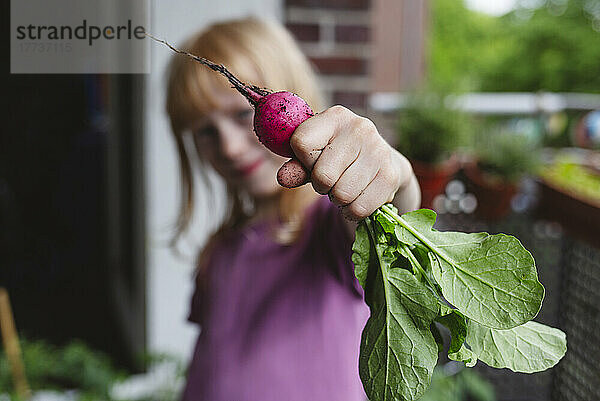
[391,151,421,213]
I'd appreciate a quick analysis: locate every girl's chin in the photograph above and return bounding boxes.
[246,182,283,199]
[226,174,281,198]
[249,175,283,196]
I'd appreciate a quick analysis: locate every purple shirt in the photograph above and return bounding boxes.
[182,195,370,401]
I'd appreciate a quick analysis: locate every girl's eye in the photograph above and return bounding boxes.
[235,109,253,124]
[193,125,218,141]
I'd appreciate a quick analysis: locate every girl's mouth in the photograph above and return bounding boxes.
[237,159,264,176]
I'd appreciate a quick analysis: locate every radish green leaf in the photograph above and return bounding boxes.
[352,205,566,400]
[353,218,439,401]
[383,206,545,329]
[466,320,567,373]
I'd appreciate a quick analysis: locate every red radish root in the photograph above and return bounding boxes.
[253,91,314,158]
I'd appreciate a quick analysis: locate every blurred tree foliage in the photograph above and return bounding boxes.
[429,0,600,93]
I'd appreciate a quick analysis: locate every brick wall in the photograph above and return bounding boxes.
[284,0,372,111]
[284,0,427,114]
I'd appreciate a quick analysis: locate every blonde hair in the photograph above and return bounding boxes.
[165,17,325,264]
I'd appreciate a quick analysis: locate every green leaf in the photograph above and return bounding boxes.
[435,307,477,367]
[374,208,399,239]
[375,208,420,246]
[357,218,439,401]
[450,344,478,368]
[384,206,545,329]
[436,307,466,354]
[360,268,440,401]
[352,221,371,289]
[353,205,566,399]
[466,320,567,373]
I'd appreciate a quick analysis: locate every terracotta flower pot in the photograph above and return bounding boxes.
[411,156,460,209]
[464,162,518,221]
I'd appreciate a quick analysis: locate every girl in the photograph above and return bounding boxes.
[165,17,420,401]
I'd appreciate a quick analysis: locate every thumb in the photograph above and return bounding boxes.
[277,158,310,188]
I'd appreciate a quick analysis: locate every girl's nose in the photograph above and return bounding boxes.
[216,119,250,160]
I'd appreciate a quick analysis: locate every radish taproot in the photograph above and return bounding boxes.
[145,33,312,188]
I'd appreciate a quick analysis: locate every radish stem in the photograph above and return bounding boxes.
[144,32,268,105]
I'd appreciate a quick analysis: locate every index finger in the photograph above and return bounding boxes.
[289,105,349,170]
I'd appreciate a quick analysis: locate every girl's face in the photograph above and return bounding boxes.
[190,85,287,199]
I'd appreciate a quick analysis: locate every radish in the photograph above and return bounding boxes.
[252,91,314,158]
[146,33,312,187]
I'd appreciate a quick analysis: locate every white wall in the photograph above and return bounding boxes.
[145,0,282,361]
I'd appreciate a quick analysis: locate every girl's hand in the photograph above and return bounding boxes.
[280,105,420,221]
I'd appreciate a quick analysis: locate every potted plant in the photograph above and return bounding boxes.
[464,130,540,220]
[396,92,471,209]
